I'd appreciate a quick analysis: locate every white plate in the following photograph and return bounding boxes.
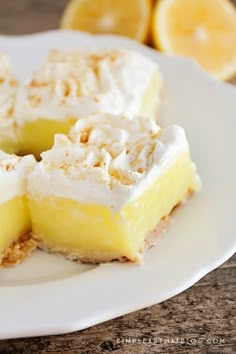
[0,30,235,340]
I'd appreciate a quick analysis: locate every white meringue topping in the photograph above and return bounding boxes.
[0,54,18,138]
[15,48,161,124]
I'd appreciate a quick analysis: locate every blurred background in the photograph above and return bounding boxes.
[0,0,234,35]
[0,0,68,34]
[0,0,235,83]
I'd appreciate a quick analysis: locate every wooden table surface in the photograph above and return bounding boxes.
[0,1,235,353]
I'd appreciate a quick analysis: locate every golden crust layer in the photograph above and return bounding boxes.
[0,234,38,268]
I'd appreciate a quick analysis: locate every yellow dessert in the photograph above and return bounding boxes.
[27,114,200,263]
[0,151,37,267]
[14,48,163,158]
[0,54,18,153]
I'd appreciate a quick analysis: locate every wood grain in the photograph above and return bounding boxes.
[0,1,235,353]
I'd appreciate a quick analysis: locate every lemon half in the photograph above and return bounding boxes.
[61,0,151,43]
[152,0,236,80]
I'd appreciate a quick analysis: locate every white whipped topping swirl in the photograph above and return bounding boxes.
[43,114,161,187]
[0,54,18,138]
[15,48,161,124]
[28,114,191,210]
[0,150,36,204]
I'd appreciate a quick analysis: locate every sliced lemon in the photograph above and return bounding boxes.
[61,0,151,43]
[152,0,236,80]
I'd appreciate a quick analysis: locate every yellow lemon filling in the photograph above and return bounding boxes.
[28,151,198,262]
[0,136,17,154]
[0,196,31,254]
[17,118,76,159]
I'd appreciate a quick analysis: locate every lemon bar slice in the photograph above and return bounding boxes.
[0,151,37,267]
[15,48,162,158]
[27,114,200,263]
[0,54,18,153]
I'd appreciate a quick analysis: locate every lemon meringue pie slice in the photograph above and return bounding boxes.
[0,151,37,267]
[27,113,200,263]
[15,48,162,158]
